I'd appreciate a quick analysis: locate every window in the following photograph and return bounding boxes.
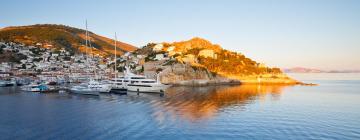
[131,77,146,79]
[141,81,156,83]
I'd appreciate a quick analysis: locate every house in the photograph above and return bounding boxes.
[155,54,165,60]
[153,44,164,52]
[52,53,59,57]
[257,63,266,68]
[136,55,144,59]
[20,60,27,64]
[25,63,33,69]
[36,43,43,46]
[199,49,216,59]
[181,54,197,64]
[0,72,11,77]
[0,63,11,72]
[167,46,175,52]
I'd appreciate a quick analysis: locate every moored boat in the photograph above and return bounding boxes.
[21,84,58,92]
[0,78,16,87]
[113,67,170,93]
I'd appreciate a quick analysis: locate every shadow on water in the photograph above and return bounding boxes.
[151,84,293,122]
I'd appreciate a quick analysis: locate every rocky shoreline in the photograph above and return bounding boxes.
[158,64,314,86]
[164,78,316,87]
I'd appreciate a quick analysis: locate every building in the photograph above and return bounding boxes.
[153,44,164,52]
[181,54,197,64]
[155,54,165,60]
[199,49,216,59]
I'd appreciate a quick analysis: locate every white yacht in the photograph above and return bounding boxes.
[126,75,170,93]
[111,68,170,93]
[112,33,169,93]
[70,80,111,95]
[110,77,127,94]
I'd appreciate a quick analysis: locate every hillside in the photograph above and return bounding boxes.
[0,24,137,56]
[136,37,300,85]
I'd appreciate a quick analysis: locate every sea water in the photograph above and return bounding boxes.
[0,73,359,140]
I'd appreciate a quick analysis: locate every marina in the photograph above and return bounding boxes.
[1,74,360,139]
[1,0,359,139]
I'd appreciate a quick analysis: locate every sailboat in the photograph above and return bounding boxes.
[110,32,128,94]
[69,21,111,95]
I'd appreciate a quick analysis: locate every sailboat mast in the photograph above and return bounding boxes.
[85,20,88,58]
[85,20,89,79]
[114,32,117,78]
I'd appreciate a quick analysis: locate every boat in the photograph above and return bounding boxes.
[112,67,170,93]
[21,84,58,92]
[0,80,7,87]
[110,32,128,94]
[69,21,111,95]
[125,73,170,93]
[110,77,128,94]
[0,78,16,87]
[70,80,111,95]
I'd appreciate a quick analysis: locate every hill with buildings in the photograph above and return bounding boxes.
[0,24,136,57]
[131,37,300,85]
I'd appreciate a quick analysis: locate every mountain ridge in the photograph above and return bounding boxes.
[0,24,137,56]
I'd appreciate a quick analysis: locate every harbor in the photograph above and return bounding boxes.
[1,74,360,139]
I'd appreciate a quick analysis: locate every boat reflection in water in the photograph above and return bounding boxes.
[149,84,292,122]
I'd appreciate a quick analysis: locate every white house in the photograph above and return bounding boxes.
[182,54,197,64]
[199,49,215,59]
[155,54,165,60]
[153,44,164,52]
[167,46,175,52]
[52,53,59,57]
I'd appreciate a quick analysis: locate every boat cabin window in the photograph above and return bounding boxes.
[131,81,140,83]
[141,81,156,83]
[131,77,146,79]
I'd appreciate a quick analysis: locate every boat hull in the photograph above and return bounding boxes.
[127,85,169,93]
[69,89,100,96]
[110,88,128,94]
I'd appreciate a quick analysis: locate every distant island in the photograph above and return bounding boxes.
[283,67,360,73]
[0,24,302,86]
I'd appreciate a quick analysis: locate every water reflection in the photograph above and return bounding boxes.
[0,85,292,123]
[153,85,292,122]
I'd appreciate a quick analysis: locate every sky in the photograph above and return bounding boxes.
[1,0,359,70]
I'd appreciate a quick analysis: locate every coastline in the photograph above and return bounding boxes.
[162,76,316,87]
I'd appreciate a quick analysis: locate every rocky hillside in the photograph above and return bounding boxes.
[136,37,300,85]
[0,24,137,56]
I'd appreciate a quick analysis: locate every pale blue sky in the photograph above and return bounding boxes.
[1,0,359,70]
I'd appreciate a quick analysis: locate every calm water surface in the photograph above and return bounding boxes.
[0,73,360,140]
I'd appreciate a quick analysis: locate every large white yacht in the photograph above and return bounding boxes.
[111,32,170,93]
[111,68,170,93]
